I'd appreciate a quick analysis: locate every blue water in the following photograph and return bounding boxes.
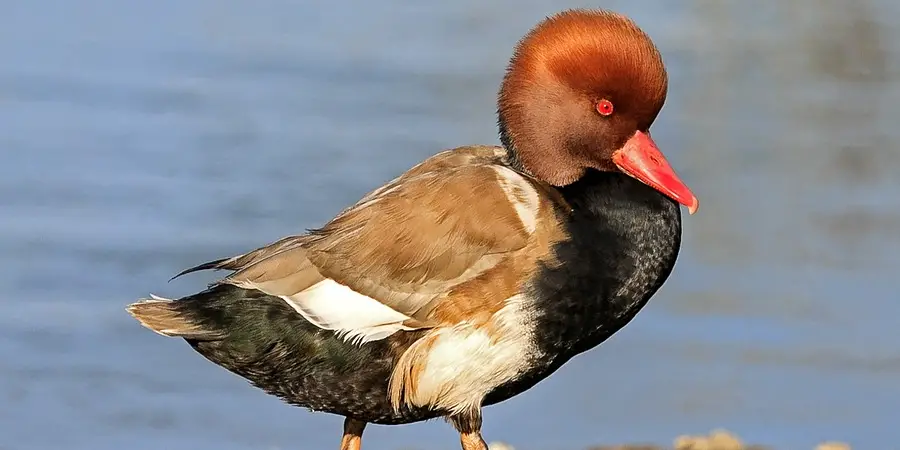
[2,1,899,449]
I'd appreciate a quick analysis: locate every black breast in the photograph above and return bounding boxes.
[485,170,682,405]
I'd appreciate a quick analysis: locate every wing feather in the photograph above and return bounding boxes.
[172,146,552,343]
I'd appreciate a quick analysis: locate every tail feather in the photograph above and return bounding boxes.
[127,295,222,340]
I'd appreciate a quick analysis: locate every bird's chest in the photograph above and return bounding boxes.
[532,237,678,366]
[483,223,679,406]
[490,176,682,395]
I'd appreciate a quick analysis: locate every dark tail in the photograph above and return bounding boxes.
[127,294,224,340]
[126,284,399,416]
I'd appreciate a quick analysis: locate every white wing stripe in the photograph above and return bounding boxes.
[491,165,540,234]
[280,279,413,344]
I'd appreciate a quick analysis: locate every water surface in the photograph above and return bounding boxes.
[1,1,899,449]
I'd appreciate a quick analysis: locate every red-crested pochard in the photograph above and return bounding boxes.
[128,9,698,450]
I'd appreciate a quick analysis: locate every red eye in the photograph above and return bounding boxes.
[596,99,614,116]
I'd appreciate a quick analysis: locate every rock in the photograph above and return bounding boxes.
[488,441,515,450]
[815,443,851,450]
[485,429,851,450]
[588,445,662,450]
[674,429,743,450]
[707,429,744,450]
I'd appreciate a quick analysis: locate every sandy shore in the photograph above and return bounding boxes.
[487,430,852,450]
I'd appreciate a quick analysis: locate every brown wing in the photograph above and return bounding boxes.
[300,163,533,317]
[174,146,563,341]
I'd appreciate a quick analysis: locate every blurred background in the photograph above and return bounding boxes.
[1,0,898,449]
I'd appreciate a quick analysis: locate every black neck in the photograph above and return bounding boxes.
[530,170,683,358]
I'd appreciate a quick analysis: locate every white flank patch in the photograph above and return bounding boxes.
[405,295,535,415]
[490,166,540,234]
[281,279,414,344]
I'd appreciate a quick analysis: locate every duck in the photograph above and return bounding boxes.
[127,8,698,450]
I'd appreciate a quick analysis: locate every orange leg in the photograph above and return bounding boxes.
[449,411,488,450]
[339,418,367,450]
[459,431,489,450]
